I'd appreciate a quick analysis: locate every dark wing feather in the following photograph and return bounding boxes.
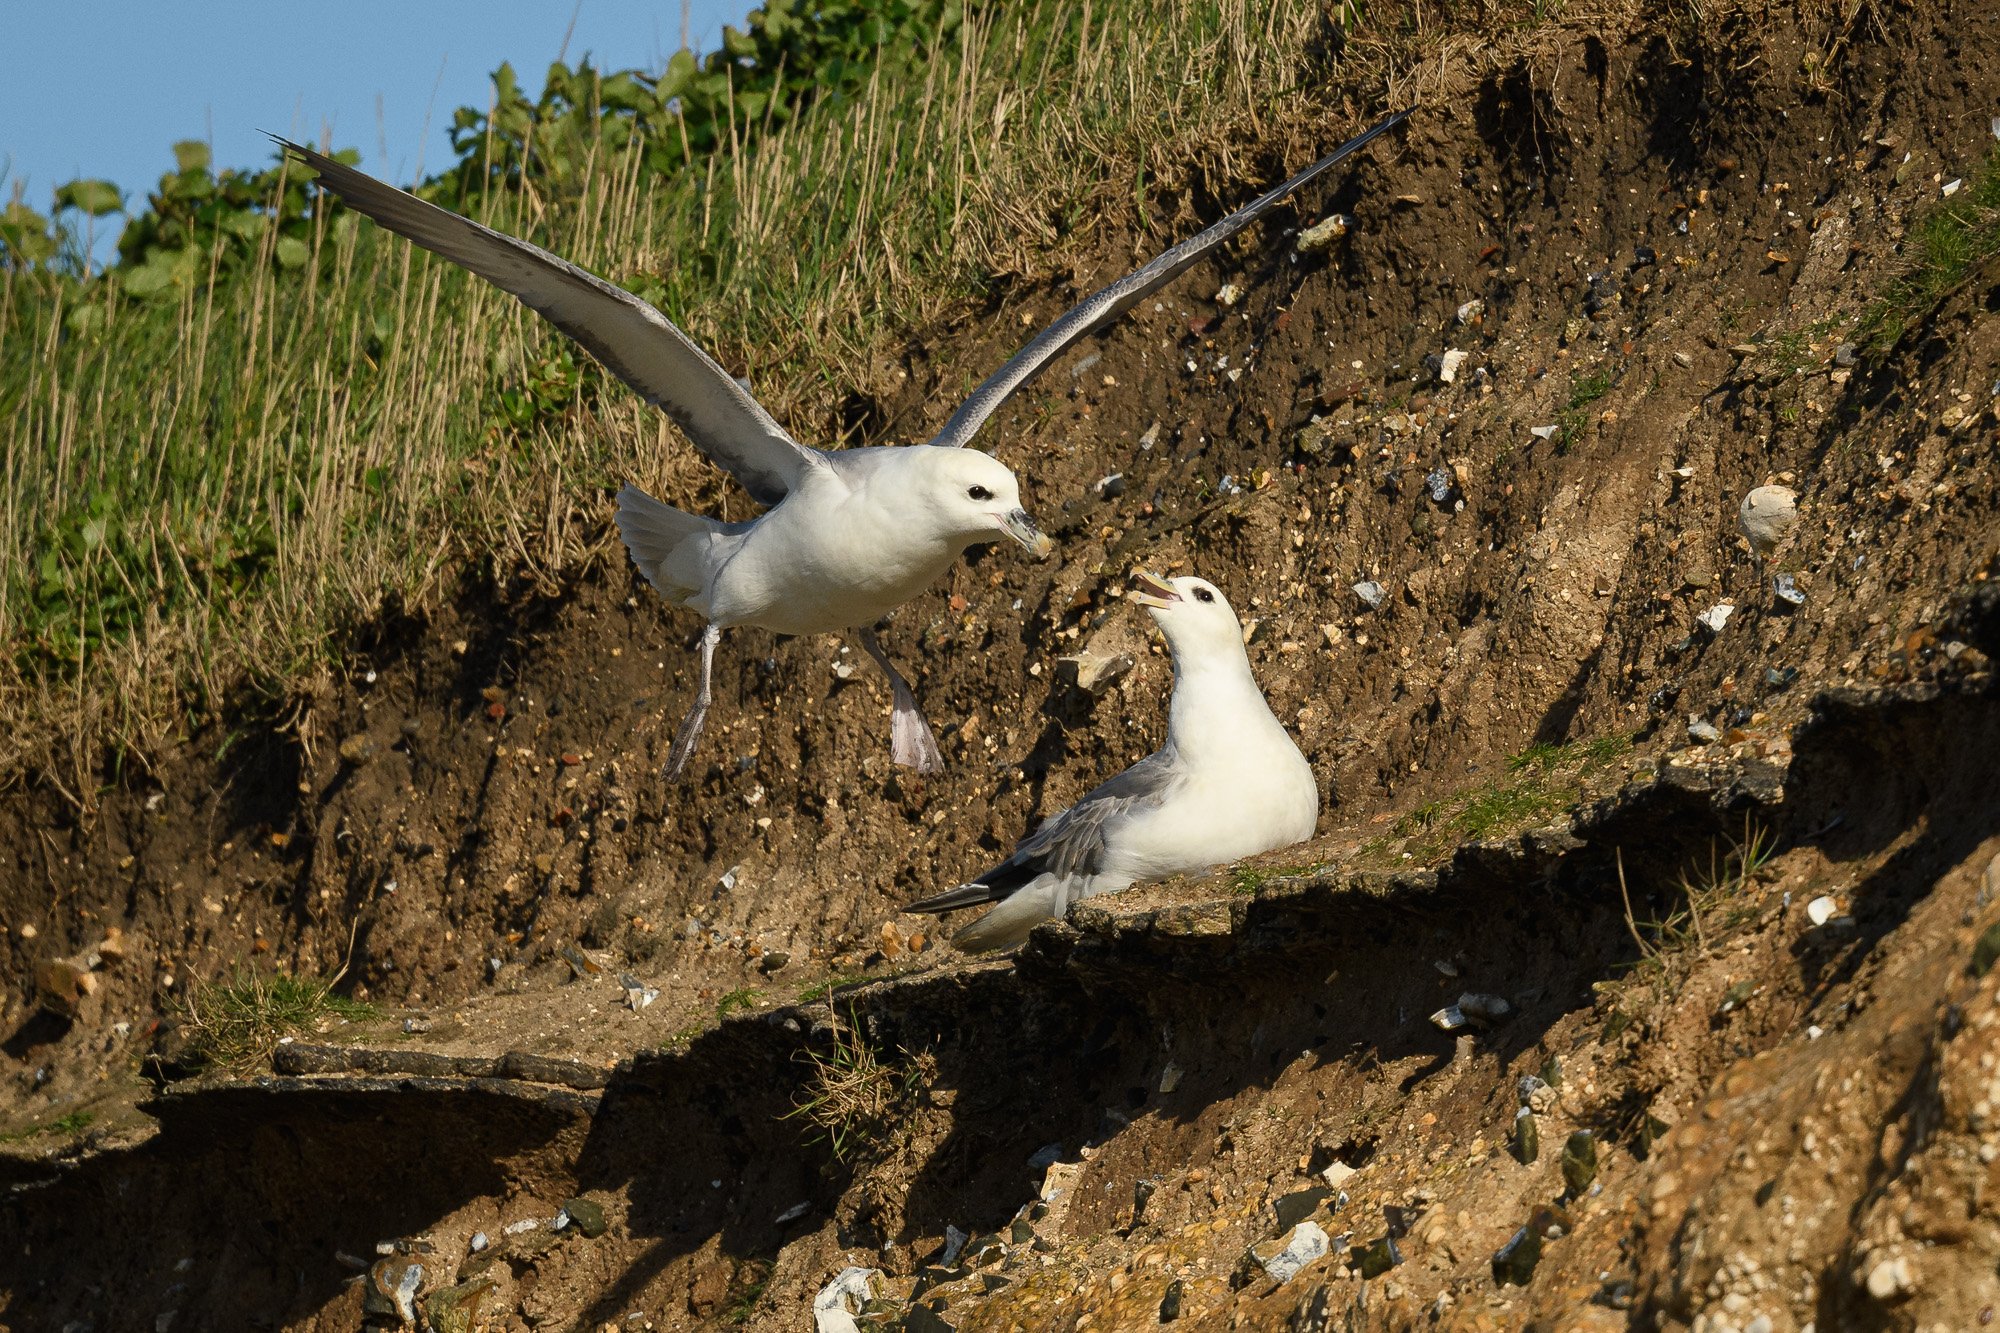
[926,108,1410,451]
[275,138,827,507]
[905,751,1180,913]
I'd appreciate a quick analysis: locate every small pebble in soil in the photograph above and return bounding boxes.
[1511,1108,1540,1164]
[1688,718,1721,744]
[558,1197,608,1238]
[1458,993,1513,1025]
[1806,895,1838,927]
[1429,1004,1468,1032]
[618,973,659,1011]
[1772,573,1806,606]
[1971,921,2000,978]
[939,1225,968,1267]
[1696,603,1735,635]
[1491,1226,1541,1286]
[1864,1255,1915,1301]
[1296,214,1351,253]
[1738,486,1798,562]
[1351,1234,1402,1279]
[1248,1220,1332,1282]
[814,1267,883,1333]
[362,1258,424,1324]
[1352,580,1385,610]
[1560,1131,1598,1197]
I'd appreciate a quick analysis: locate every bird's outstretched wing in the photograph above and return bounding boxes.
[906,751,1181,912]
[926,108,1411,452]
[275,138,828,507]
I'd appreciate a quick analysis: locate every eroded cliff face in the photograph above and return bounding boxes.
[7,3,2000,1329]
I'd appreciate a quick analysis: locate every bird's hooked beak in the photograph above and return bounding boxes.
[1127,570,1180,609]
[999,508,1055,559]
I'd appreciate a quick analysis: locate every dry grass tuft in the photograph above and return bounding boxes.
[181,969,374,1072]
[784,1000,936,1162]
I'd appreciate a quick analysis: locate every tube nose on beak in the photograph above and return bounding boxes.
[1001,508,1055,559]
[1127,569,1180,608]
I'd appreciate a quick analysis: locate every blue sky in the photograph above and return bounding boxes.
[2,1,749,251]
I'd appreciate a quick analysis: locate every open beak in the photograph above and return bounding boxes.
[999,508,1055,560]
[1127,569,1180,609]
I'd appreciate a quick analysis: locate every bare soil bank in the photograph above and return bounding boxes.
[6,3,2000,1329]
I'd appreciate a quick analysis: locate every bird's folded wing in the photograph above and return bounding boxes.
[906,751,1180,914]
[276,138,827,508]
[925,107,1410,452]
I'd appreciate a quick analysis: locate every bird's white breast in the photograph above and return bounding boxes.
[706,467,961,635]
[1105,733,1317,884]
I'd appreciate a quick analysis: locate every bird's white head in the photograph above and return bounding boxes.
[920,448,1054,559]
[1127,570,1246,658]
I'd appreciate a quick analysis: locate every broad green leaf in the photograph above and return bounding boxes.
[220,210,268,241]
[55,178,123,217]
[544,60,579,103]
[274,236,309,269]
[121,260,173,297]
[492,62,520,108]
[172,139,211,173]
[600,72,646,110]
[658,48,698,101]
[64,304,106,338]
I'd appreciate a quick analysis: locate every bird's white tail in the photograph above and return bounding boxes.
[614,484,731,606]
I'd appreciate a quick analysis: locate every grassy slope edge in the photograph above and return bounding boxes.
[0,0,1373,795]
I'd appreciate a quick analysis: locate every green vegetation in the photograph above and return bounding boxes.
[797,973,871,1005]
[659,1022,706,1052]
[1230,860,1328,894]
[1860,148,2000,354]
[1615,817,1776,993]
[182,970,374,1071]
[1386,733,1634,859]
[722,1263,774,1326]
[716,986,763,1019]
[783,1001,935,1162]
[0,1109,94,1143]
[0,0,1356,786]
[1556,368,1613,453]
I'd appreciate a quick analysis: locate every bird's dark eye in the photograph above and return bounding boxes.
[1194,587,1215,603]
[967,485,993,501]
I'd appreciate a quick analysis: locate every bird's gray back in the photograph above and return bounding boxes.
[1008,750,1181,881]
